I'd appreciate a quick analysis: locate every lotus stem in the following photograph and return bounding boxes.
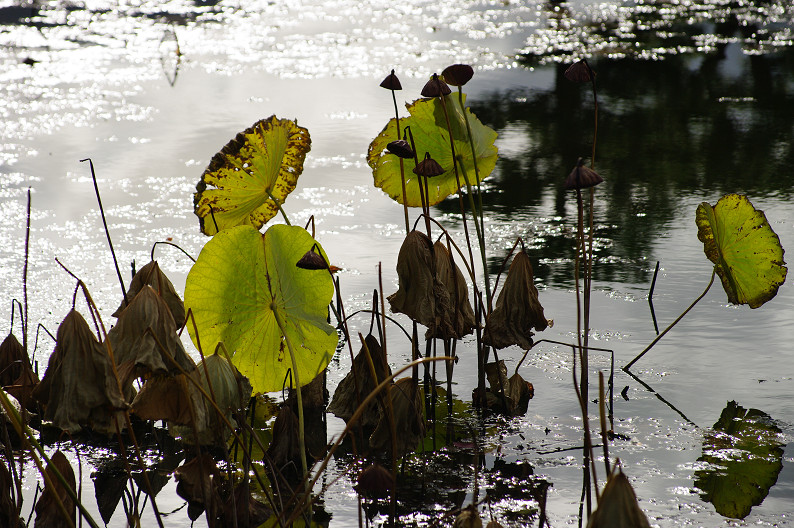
[266,190,292,226]
[456,155,492,311]
[271,304,310,499]
[624,268,716,370]
[456,87,492,312]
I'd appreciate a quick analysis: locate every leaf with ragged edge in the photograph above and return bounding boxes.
[367,94,498,206]
[184,224,337,394]
[194,116,311,236]
[694,401,784,519]
[696,194,787,308]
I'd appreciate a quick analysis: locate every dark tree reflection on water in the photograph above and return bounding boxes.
[440,45,794,288]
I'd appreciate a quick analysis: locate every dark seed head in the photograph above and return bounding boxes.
[379,69,402,90]
[387,139,415,159]
[564,60,595,83]
[356,463,393,498]
[420,73,451,98]
[296,249,328,270]
[441,64,473,87]
[413,152,445,178]
[564,158,603,190]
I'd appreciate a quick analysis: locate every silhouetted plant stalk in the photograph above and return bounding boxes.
[380,70,410,233]
[54,259,167,528]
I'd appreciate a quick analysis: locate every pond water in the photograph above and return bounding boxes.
[1,0,793,526]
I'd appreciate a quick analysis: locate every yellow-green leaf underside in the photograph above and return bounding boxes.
[184,224,337,393]
[194,116,311,236]
[696,194,787,308]
[367,94,498,207]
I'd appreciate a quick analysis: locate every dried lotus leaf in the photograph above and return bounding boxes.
[328,334,391,428]
[586,467,651,528]
[131,373,206,427]
[430,241,475,340]
[33,310,126,434]
[484,251,548,350]
[108,285,195,383]
[506,372,534,416]
[174,454,222,522]
[388,231,437,328]
[0,333,29,386]
[113,261,185,327]
[369,377,424,458]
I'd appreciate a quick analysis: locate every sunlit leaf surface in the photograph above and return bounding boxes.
[694,401,784,519]
[696,194,787,308]
[194,116,311,235]
[367,94,498,206]
[184,225,337,393]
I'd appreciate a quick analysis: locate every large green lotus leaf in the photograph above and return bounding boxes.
[694,401,784,519]
[194,116,311,236]
[696,194,787,308]
[184,224,337,393]
[367,94,498,207]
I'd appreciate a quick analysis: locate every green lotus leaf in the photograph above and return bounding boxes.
[194,116,311,236]
[367,94,498,206]
[694,401,784,519]
[184,224,337,394]
[696,194,787,308]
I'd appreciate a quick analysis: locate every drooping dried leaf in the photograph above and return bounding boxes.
[506,372,534,417]
[287,370,327,413]
[266,405,304,470]
[431,241,475,339]
[108,285,195,383]
[131,372,207,428]
[388,231,437,328]
[586,467,651,528]
[34,451,75,528]
[32,310,127,434]
[174,454,222,522]
[328,334,392,428]
[170,350,252,446]
[0,333,38,411]
[484,252,549,350]
[113,261,185,327]
[370,377,424,458]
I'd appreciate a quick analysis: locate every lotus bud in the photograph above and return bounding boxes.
[421,73,451,97]
[387,139,415,159]
[565,59,596,83]
[441,64,474,86]
[484,251,549,350]
[413,152,445,178]
[379,69,402,90]
[586,467,652,528]
[564,157,603,190]
[356,463,393,498]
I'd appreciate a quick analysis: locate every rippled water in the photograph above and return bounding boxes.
[1,0,793,526]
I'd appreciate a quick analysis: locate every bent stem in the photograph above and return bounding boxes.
[623,268,717,371]
[266,189,292,226]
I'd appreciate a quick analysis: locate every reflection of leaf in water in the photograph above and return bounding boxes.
[694,400,784,519]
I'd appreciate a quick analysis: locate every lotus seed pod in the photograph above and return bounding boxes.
[379,69,402,90]
[413,152,445,178]
[565,59,596,83]
[387,139,415,159]
[442,64,474,86]
[564,158,603,190]
[421,73,451,97]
